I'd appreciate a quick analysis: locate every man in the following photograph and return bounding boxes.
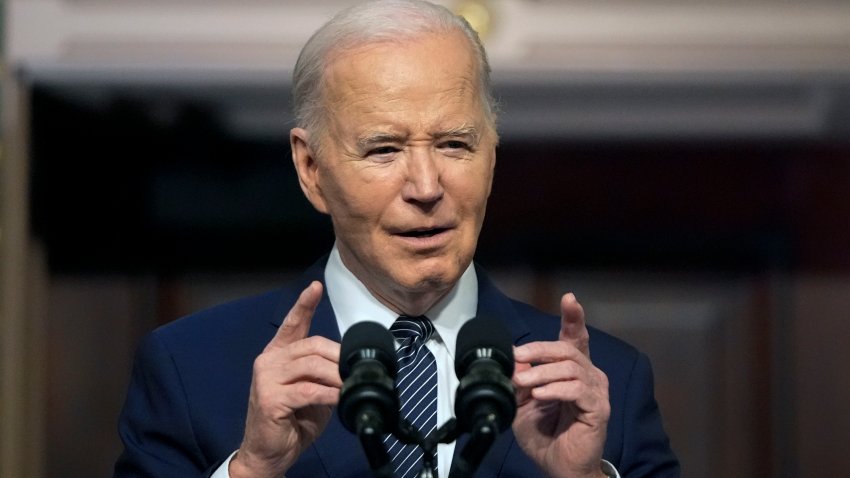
[114,1,679,477]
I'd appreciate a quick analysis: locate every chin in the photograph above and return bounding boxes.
[403,258,465,292]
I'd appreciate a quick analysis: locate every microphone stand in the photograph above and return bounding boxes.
[417,418,462,478]
[372,417,463,478]
[358,412,500,478]
[355,402,395,478]
[353,405,460,478]
[447,414,499,478]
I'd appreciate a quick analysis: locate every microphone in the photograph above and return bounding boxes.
[454,316,516,433]
[338,321,399,476]
[450,316,516,478]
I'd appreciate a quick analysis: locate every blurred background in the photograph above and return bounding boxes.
[2,0,850,477]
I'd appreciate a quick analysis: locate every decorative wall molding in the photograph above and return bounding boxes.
[9,0,850,73]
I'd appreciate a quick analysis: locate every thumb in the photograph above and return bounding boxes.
[559,292,590,357]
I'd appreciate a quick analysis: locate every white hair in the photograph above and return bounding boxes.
[291,0,497,144]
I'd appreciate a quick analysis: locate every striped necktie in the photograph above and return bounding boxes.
[386,315,438,478]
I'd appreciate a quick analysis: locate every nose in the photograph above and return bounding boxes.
[402,148,444,204]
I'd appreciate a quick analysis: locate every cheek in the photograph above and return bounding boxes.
[323,170,399,222]
[446,168,493,214]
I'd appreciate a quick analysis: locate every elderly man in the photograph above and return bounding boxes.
[114,1,679,477]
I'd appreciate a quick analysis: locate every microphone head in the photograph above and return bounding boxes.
[338,321,399,436]
[455,316,514,378]
[454,315,516,433]
[339,321,397,379]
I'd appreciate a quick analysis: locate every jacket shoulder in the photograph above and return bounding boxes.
[154,287,288,342]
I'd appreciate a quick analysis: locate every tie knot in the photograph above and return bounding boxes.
[390,316,435,344]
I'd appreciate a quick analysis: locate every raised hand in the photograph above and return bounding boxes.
[230,281,342,478]
[512,293,610,478]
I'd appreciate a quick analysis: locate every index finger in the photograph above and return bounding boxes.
[265,281,323,352]
[559,292,590,357]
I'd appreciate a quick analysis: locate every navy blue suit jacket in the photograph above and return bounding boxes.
[114,259,679,477]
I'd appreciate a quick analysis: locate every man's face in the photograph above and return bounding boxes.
[291,31,497,313]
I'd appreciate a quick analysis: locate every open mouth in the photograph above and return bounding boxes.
[397,227,449,238]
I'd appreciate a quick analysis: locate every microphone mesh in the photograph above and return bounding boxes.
[455,316,513,377]
[339,321,396,378]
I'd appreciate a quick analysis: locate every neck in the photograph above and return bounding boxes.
[364,280,452,317]
[337,249,455,317]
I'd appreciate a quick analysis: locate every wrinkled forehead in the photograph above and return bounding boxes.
[320,32,484,115]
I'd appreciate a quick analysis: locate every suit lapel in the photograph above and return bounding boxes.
[269,257,371,477]
[474,267,532,346]
[449,267,533,476]
[307,287,371,477]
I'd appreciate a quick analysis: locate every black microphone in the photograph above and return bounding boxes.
[454,316,516,433]
[450,316,516,478]
[338,321,399,476]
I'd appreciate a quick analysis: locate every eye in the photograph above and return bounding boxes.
[366,146,401,160]
[440,140,471,151]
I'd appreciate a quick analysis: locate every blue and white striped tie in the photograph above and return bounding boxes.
[386,316,438,478]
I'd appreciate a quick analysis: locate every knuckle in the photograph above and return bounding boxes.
[294,335,327,357]
[302,335,325,352]
[294,381,322,401]
[253,353,270,374]
[593,367,608,386]
[596,369,610,388]
[251,383,278,411]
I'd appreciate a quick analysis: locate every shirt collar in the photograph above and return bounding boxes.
[324,242,477,358]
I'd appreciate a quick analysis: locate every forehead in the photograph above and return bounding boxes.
[321,31,483,128]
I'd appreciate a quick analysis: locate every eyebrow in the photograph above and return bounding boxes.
[434,126,481,145]
[357,126,481,149]
[357,133,405,151]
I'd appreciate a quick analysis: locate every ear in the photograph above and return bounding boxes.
[485,146,497,198]
[291,127,329,214]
